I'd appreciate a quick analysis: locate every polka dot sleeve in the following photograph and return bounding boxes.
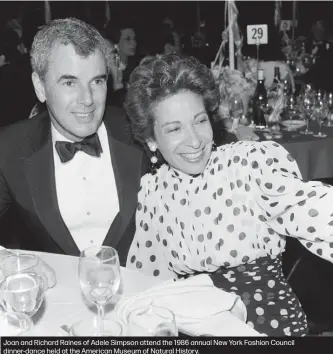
[248,141,333,263]
[125,175,175,280]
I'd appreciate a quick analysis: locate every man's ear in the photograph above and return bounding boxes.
[146,138,158,152]
[31,72,46,103]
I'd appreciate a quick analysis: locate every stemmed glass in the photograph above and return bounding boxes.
[228,95,244,132]
[259,102,273,132]
[0,254,45,334]
[313,97,328,138]
[127,304,178,336]
[285,95,297,131]
[79,246,121,335]
[326,92,333,127]
[300,93,314,135]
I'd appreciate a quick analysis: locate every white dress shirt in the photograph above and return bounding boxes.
[51,123,119,251]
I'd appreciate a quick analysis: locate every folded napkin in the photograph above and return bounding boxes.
[0,246,56,289]
[235,125,259,141]
[116,274,260,336]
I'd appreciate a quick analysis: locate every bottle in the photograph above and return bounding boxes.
[252,69,267,128]
[273,66,281,85]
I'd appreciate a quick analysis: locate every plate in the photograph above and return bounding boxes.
[281,120,306,129]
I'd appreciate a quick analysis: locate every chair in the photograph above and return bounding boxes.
[283,237,333,335]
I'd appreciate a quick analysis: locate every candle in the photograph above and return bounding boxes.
[228,1,235,70]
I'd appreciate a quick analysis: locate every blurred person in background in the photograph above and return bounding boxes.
[104,19,140,107]
[158,24,182,55]
[0,27,35,126]
[304,20,333,92]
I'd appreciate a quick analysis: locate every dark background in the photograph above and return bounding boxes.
[1,1,333,56]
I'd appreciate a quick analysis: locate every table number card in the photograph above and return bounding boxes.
[247,25,268,45]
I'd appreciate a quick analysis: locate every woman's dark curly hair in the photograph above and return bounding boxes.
[124,54,221,145]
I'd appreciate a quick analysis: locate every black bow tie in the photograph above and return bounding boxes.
[55,133,103,163]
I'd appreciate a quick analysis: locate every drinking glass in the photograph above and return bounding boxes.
[79,246,121,335]
[127,304,178,336]
[69,317,123,337]
[313,98,328,138]
[228,95,244,132]
[326,92,333,127]
[300,94,314,135]
[285,95,297,131]
[259,102,273,132]
[0,266,44,334]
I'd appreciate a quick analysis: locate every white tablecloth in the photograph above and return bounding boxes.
[25,251,161,336]
[2,251,259,336]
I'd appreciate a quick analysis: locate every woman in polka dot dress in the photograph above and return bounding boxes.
[124,54,333,336]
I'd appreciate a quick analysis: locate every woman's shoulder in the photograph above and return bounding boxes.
[216,140,288,157]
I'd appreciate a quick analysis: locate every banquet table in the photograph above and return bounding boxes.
[19,251,162,336]
[4,251,260,337]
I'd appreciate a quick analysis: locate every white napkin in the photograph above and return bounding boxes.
[235,125,260,141]
[116,274,260,336]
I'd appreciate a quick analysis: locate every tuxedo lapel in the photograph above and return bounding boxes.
[24,114,80,256]
[103,115,144,249]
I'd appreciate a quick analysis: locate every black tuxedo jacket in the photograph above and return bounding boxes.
[0,106,148,265]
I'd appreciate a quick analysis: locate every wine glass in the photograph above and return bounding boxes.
[79,246,121,335]
[228,95,244,132]
[259,101,273,132]
[0,254,45,334]
[69,317,123,337]
[300,93,314,135]
[313,97,328,138]
[285,95,297,131]
[127,304,178,336]
[326,92,333,127]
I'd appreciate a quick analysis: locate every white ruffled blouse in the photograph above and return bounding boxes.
[126,141,333,280]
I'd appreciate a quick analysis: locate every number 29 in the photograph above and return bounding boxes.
[252,27,263,40]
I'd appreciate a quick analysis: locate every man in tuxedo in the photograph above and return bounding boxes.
[0,18,148,265]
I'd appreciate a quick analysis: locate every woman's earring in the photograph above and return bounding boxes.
[150,145,158,175]
[212,142,217,151]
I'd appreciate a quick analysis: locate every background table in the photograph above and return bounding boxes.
[258,122,333,181]
[214,120,333,182]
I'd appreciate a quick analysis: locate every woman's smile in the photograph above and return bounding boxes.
[179,148,205,162]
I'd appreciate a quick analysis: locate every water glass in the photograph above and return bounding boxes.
[313,98,328,138]
[285,95,297,131]
[127,304,178,336]
[228,95,244,132]
[0,271,44,333]
[259,102,273,132]
[79,246,121,335]
[70,317,123,337]
[300,95,314,135]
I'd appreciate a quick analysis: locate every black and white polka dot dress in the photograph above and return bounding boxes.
[126,141,333,336]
